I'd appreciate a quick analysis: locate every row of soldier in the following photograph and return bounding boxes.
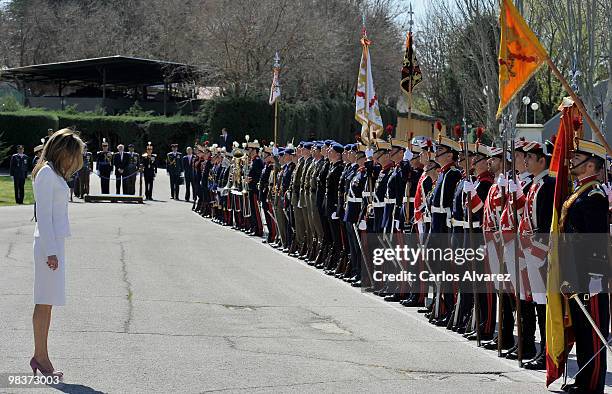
[183,129,610,393]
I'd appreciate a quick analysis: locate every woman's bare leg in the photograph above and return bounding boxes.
[33,304,53,371]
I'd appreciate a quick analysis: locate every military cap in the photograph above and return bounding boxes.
[436,136,462,152]
[303,142,314,149]
[331,143,344,153]
[128,143,135,148]
[33,144,44,153]
[573,138,606,159]
[374,139,392,151]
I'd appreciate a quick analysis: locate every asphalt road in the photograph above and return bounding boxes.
[0,172,608,393]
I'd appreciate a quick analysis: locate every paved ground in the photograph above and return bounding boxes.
[0,172,609,393]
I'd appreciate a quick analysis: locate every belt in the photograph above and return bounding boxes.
[231,189,242,195]
[362,191,372,197]
[372,202,385,208]
[384,198,396,204]
[431,206,449,214]
[402,197,415,203]
[347,197,362,203]
[451,219,465,227]
[464,221,481,228]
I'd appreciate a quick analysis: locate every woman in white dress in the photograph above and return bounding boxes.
[30,129,84,378]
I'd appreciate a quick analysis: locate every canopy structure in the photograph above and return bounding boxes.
[0,55,200,115]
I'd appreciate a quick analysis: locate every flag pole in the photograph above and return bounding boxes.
[274,99,279,145]
[407,3,414,141]
[545,58,612,155]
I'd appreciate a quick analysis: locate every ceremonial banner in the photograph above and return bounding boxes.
[545,99,577,386]
[355,27,383,144]
[400,31,422,95]
[497,0,548,118]
[269,52,281,105]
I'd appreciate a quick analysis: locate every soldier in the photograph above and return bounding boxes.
[259,145,276,243]
[167,144,183,200]
[427,136,462,326]
[289,143,307,256]
[183,147,196,202]
[322,143,346,274]
[95,139,113,194]
[199,146,213,217]
[141,142,157,200]
[74,143,93,198]
[271,148,288,248]
[308,143,327,263]
[113,144,129,194]
[192,145,205,211]
[560,138,609,393]
[125,144,139,195]
[336,144,359,280]
[9,145,29,204]
[246,139,264,236]
[299,142,316,261]
[32,144,43,168]
[282,147,297,250]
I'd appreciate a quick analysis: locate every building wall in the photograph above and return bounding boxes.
[397,116,445,140]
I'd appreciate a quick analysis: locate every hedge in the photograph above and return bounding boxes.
[0,112,59,162]
[0,111,204,167]
[199,96,397,145]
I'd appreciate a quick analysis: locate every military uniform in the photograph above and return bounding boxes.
[96,149,114,194]
[125,148,140,195]
[141,151,157,200]
[74,150,93,198]
[9,149,29,204]
[167,148,183,199]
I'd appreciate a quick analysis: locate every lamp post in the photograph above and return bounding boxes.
[530,102,539,124]
[522,96,531,124]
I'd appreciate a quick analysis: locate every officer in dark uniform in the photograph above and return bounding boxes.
[141,142,157,200]
[96,139,113,194]
[282,147,297,250]
[74,144,93,198]
[259,145,276,243]
[336,144,359,279]
[32,144,43,168]
[246,139,264,236]
[167,144,183,199]
[429,136,462,326]
[559,138,609,394]
[125,144,139,195]
[9,145,29,204]
[322,143,346,274]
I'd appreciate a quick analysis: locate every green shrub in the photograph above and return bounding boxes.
[0,96,23,112]
[0,111,58,164]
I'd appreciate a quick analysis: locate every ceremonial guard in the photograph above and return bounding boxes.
[246,139,264,236]
[259,145,276,243]
[74,144,92,198]
[95,139,113,194]
[9,145,29,204]
[141,142,157,200]
[167,144,183,200]
[336,144,359,280]
[322,143,346,274]
[559,138,609,393]
[289,143,307,256]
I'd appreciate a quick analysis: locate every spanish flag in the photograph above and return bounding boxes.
[497,0,548,118]
[545,99,577,386]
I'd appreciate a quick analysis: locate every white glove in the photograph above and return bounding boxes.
[403,149,414,161]
[589,275,603,296]
[331,212,338,220]
[96,170,100,176]
[358,219,367,230]
[272,147,279,156]
[365,148,374,159]
[496,174,507,187]
[602,182,612,204]
[463,180,476,195]
[508,180,519,194]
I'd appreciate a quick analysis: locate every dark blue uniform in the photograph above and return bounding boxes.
[167,151,183,199]
[96,150,113,194]
[182,154,196,201]
[9,153,29,204]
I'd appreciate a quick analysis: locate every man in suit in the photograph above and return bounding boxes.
[167,144,183,199]
[182,147,195,201]
[113,144,129,194]
[219,128,234,151]
[9,145,29,204]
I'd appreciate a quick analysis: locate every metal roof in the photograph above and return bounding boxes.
[0,55,198,86]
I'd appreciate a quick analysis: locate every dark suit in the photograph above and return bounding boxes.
[9,153,29,204]
[182,154,196,201]
[219,134,234,151]
[113,151,130,194]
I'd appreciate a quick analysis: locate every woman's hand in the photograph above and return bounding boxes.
[47,255,59,271]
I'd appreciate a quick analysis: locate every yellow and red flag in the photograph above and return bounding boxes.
[355,26,383,144]
[545,98,579,386]
[497,0,548,118]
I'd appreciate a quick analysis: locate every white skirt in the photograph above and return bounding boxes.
[33,237,66,306]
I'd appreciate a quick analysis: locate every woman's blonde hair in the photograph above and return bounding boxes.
[32,129,85,180]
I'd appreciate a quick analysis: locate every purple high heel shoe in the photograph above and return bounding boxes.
[30,357,64,380]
